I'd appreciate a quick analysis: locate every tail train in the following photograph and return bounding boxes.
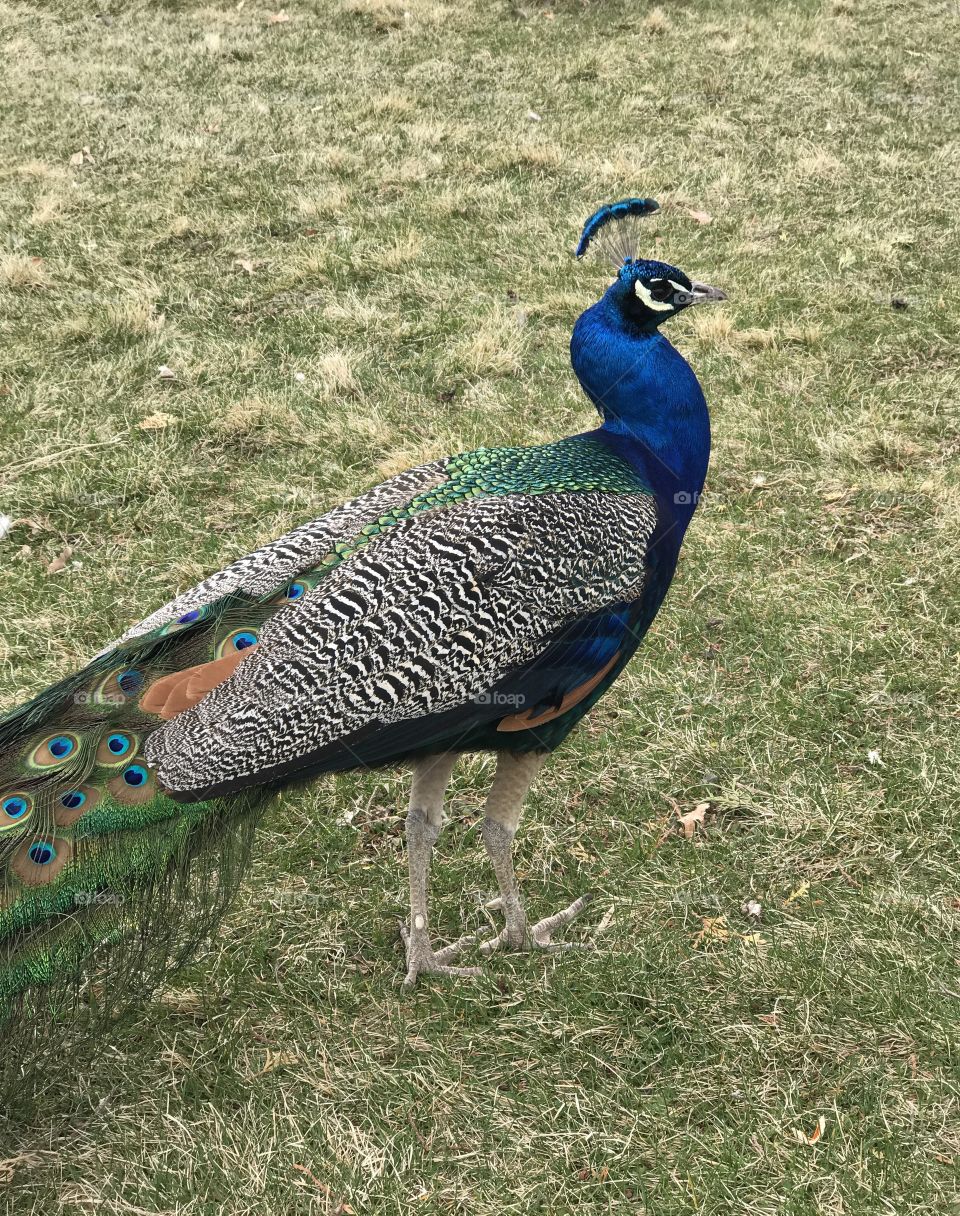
[0,581,307,1102]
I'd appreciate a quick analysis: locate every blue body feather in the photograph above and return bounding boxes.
[573,292,711,509]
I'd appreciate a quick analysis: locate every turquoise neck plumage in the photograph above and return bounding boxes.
[570,284,711,513]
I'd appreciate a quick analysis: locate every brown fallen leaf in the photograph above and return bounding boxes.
[46,545,73,575]
[677,800,711,839]
[291,1165,331,1195]
[234,258,256,274]
[693,914,765,950]
[693,914,730,947]
[139,411,175,431]
[13,517,45,534]
[0,1154,45,1186]
[688,208,713,225]
[793,1115,826,1145]
[68,146,94,167]
[157,364,176,380]
[267,10,290,22]
[255,1049,302,1076]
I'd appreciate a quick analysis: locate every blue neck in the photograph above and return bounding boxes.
[570,288,711,520]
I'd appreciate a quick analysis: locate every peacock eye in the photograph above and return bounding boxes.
[648,279,672,302]
[28,841,57,866]
[161,605,209,635]
[30,733,80,768]
[214,628,260,660]
[2,794,31,820]
[270,576,317,606]
[96,730,139,766]
[122,764,148,788]
[116,669,144,695]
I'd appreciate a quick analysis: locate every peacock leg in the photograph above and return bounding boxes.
[401,752,481,988]
[479,750,594,956]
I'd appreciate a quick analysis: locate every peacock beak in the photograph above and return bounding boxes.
[688,281,728,304]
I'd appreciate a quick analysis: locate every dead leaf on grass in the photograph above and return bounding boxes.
[255,1049,302,1075]
[46,545,73,575]
[677,801,711,838]
[694,914,766,950]
[139,411,176,431]
[793,1116,826,1145]
[0,1155,45,1186]
[693,914,730,946]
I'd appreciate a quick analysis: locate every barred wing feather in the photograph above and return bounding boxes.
[110,460,448,648]
[148,490,658,799]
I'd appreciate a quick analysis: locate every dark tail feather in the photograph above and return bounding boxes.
[0,592,285,1110]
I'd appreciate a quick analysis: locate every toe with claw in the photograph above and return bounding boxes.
[399,921,481,989]
[479,892,595,957]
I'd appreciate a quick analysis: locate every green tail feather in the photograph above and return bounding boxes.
[0,584,302,1104]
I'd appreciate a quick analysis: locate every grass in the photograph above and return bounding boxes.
[1,0,959,1210]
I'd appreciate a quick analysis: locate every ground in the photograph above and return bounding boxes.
[1,0,958,1212]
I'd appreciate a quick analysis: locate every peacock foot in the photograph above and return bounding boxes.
[399,920,482,989]
[479,892,595,956]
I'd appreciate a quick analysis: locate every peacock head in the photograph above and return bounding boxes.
[576,198,726,331]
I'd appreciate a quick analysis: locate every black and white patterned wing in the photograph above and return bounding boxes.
[109,460,448,647]
[147,490,658,799]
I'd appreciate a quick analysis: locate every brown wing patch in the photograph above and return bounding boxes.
[141,649,255,721]
[496,652,620,733]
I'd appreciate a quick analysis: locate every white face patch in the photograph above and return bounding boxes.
[634,278,674,312]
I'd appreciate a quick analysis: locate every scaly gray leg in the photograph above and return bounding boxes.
[479,751,593,956]
[401,752,480,989]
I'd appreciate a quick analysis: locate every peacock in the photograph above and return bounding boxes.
[0,198,725,1088]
